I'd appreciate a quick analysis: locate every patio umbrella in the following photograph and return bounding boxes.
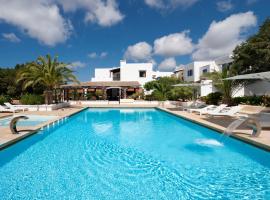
[224,71,270,80]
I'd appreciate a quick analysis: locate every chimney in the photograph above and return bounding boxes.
[120,60,126,66]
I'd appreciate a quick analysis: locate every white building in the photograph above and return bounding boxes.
[92,60,172,86]
[182,61,219,82]
[61,60,173,101]
[174,55,270,97]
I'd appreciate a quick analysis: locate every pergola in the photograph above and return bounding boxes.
[60,81,141,101]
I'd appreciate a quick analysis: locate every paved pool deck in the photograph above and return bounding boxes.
[0,106,85,150]
[0,105,269,152]
[0,113,12,119]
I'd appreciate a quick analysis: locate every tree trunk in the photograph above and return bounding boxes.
[54,88,58,104]
[223,96,233,106]
[44,90,53,104]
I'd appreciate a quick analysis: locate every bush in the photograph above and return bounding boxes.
[205,92,222,105]
[144,91,165,101]
[86,92,93,100]
[145,94,154,101]
[262,95,270,107]
[20,94,44,105]
[95,90,105,100]
[168,87,193,101]
[0,95,11,105]
[130,91,144,100]
[233,96,264,106]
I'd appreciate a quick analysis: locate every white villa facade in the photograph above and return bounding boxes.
[173,55,233,96]
[62,60,172,101]
[174,55,270,97]
[92,60,172,86]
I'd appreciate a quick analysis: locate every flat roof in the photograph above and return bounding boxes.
[61,81,141,88]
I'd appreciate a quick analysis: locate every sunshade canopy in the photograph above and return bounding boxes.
[224,71,270,80]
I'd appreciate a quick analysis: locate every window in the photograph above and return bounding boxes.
[139,70,146,78]
[202,69,208,74]
[187,69,193,76]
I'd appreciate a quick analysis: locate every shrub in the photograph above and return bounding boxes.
[130,91,144,100]
[86,93,93,100]
[20,94,44,105]
[144,91,165,101]
[145,94,154,101]
[233,96,264,106]
[205,92,222,105]
[168,87,193,101]
[262,95,270,107]
[0,95,11,105]
[95,90,105,100]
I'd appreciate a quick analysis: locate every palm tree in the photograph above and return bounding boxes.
[203,68,243,105]
[17,55,79,104]
[144,77,180,101]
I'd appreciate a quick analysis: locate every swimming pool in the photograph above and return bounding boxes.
[0,108,269,199]
[0,115,57,126]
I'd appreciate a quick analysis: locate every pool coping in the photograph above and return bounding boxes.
[1,106,269,153]
[0,107,87,150]
[156,107,270,152]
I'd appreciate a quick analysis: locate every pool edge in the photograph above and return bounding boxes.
[1,106,269,153]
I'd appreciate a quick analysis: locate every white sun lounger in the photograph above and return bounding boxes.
[4,102,27,112]
[179,101,205,111]
[207,106,242,117]
[189,104,227,116]
[0,105,19,113]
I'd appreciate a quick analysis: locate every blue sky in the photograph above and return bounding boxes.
[0,0,269,81]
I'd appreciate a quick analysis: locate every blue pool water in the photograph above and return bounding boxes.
[0,115,57,126]
[0,108,269,199]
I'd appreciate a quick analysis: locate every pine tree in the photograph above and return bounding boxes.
[232,18,270,74]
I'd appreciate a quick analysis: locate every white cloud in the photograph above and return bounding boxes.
[124,42,153,62]
[154,31,194,57]
[88,51,108,59]
[100,52,108,58]
[0,0,72,46]
[192,11,257,60]
[56,0,124,27]
[246,0,258,5]
[158,57,176,71]
[68,61,87,69]
[145,0,164,9]
[88,52,97,58]
[2,33,20,42]
[216,1,233,12]
[144,0,198,10]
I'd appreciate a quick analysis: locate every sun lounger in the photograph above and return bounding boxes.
[189,105,220,116]
[4,102,27,112]
[207,106,242,117]
[0,105,19,113]
[179,101,205,111]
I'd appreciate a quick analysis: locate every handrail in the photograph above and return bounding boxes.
[9,116,29,134]
[224,116,262,137]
